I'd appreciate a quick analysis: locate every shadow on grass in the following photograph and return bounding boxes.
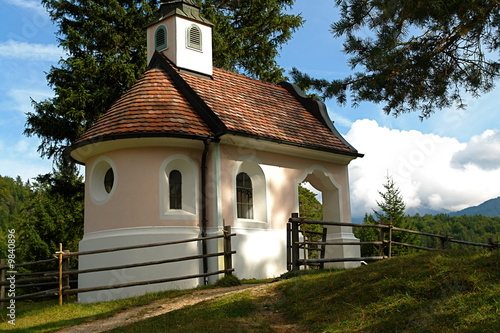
[108,290,278,333]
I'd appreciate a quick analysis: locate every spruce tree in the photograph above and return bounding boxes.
[374,175,406,226]
[25,0,303,160]
[373,175,417,256]
[356,175,418,256]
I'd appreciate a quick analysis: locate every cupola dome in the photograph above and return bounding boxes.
[146,0,213,77]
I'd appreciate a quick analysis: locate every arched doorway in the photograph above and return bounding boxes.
[296,166,360,268]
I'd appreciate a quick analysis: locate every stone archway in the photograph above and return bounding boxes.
[297,166,360,268]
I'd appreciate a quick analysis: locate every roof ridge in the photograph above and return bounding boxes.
[211,66,283,90]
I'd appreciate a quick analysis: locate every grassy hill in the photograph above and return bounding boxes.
[2,250,499,332]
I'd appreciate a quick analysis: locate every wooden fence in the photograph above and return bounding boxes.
[287,214,499,271]
[0,226,235,306]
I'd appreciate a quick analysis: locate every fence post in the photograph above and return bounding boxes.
[291,213,300,271]
[320,227,327,269]
[488,238,499,251]
[0,259,5,309]
[388,225,393,258]
[62,250,70,303]
[56,243,64,306]
[440,233,449,250]
[223,226,233,276]
[286,222,291,271]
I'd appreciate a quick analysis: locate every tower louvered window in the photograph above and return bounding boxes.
[155,25,168,51]
[187,25,202,50]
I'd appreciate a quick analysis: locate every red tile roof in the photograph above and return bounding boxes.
[76,68,213,143]
[179,67,356,155]
[74,53,361,158]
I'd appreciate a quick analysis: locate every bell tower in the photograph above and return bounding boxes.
[146,0,213,76]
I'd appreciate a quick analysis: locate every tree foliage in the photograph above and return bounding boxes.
[199,0,303,83]
[298,184,323,260]
[25,0,303,160]
[408,213,500,249]
[298,184,323,220]
[0,172,83,267]
[291,0,500,118]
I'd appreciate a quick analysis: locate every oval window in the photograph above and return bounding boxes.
[104,168,114,194]
[90,157,117,205]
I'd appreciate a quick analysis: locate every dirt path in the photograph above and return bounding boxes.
[54,283,301,333]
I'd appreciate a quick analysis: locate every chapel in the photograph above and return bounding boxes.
[70,0,363,302]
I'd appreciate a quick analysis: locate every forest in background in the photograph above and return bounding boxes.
[0,174,83,266]
[1,175,499,264]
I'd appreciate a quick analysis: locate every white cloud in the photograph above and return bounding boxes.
[5,0,46,14]
[346,119,500,218]
[0,40,63,62]
[0,138,52,181]
[330,111,353,128]
[451,130,500,170]
[7,88,53,114]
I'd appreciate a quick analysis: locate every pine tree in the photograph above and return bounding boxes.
[374,175,418,255]
[200,0,303,83]
[374,175,406,226]
[291,0,500,118]
[25,0,303,161]
[355,175,418,256]
[298,184,323,221]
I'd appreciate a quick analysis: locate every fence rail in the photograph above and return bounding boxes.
[0,226,235,306]
[287,214,498,271]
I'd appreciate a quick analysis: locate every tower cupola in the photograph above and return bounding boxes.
[147,0,213,76]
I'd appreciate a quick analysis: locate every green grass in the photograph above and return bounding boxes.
[0,289,189,332]
[279,250,500,332]
[1,250,499,332]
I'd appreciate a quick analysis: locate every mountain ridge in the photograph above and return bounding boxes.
[353,196,500,222]
[449,196,500,217]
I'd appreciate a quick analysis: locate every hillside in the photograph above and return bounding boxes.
[450,196,500,217]
[4,250,498,332]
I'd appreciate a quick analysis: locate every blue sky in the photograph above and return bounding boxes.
[1,0,500,217]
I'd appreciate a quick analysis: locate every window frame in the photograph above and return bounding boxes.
[89,156,117,205]
[236,172,254,219]
[233,159,268,227]
[155,24,168,51]
[169,169,182,210]
[186,24,202,51]
[160,155,198,219]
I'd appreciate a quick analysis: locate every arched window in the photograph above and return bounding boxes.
[236,172,253,219]
[169,170,182,210]
[160,155,198,218]
[155,25,168,51]
[187,24,202,50]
